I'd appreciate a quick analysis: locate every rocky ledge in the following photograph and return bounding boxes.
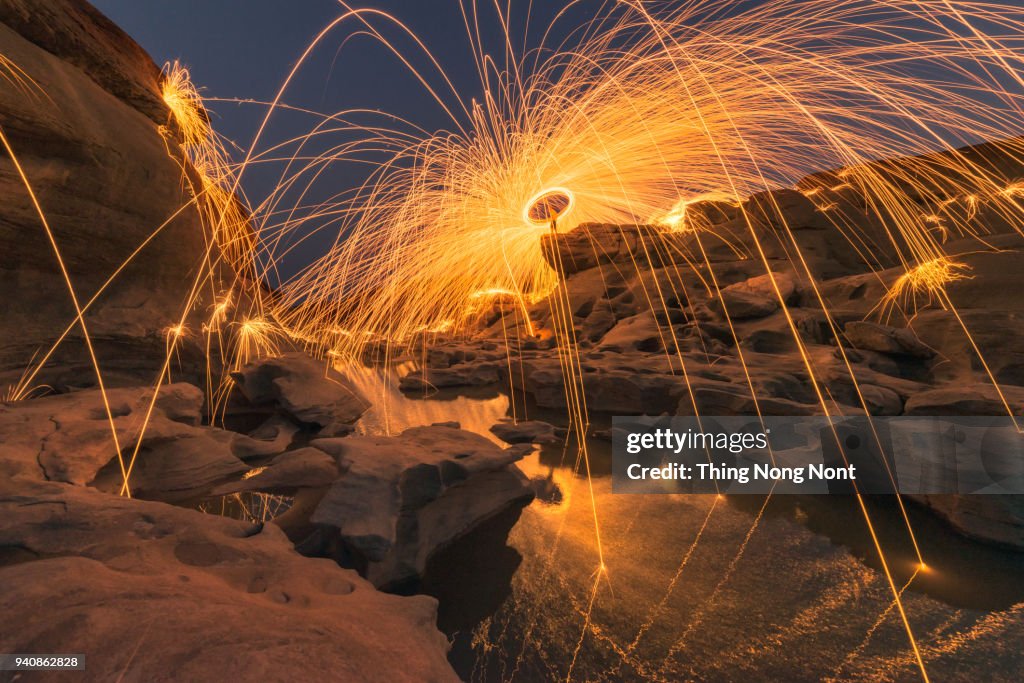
[0,477,458,682]
[307,426,533,588]
[0,351,537,679]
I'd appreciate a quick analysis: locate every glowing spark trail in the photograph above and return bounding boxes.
[11,2,1024,679]
[187,4,1024,678]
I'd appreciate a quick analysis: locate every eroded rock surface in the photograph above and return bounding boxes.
[309,426,534,588]
[0,0,237,389]
[0,383,294,502]
[212,446,339,496]
[0,476,458,682]
[844,321,935,358]
[231,352,370,436]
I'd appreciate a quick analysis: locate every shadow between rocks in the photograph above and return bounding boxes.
[388,504,526,676]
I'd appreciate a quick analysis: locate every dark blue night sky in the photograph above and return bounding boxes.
[89,1,563,274]
[89,1,584,151]
[89,1,598,276]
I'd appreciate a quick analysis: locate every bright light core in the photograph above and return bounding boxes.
[524,187,574,225]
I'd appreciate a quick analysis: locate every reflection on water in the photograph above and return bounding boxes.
[343,361,510,441]
[329,365,1024,680]
[730,494,1024,612]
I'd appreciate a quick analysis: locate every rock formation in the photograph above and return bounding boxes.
[436,138,1024,548]
[490,419,561,444]
[231,352,370,436]
[309,425,534,588]
[0,477,458,682]
[0,345,544,677]
[0,0,234,391]
[0,382,294,501]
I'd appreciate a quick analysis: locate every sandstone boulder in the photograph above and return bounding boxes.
[710,272,797,319]
[599,311,665,352]
[490,420,560,444]
[540,223,656,275]
[743,188,826,231]
[310,425,534,587]
[212,446,340,496]
[844,321,935,358]
[856,383,904,416]
[231,352,370,437]
[0,476,458,681]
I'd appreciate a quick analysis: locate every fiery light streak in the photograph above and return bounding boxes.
[2,354,51,403]
[7,2,1024,679]
[0,125,127,485]
[829,566,924,682]
[662,487,774,665]
[230,318,286,371]
[0,52,40,96]
[878,256,972,320]
[598,495,721,680]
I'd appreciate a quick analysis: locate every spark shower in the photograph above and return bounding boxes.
[5,1,1024,680]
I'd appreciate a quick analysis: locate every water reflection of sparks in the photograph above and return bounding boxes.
[516,451,572,509]
[339,361,509,441]
[327,362,1021,683]
[337,362,574,509]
